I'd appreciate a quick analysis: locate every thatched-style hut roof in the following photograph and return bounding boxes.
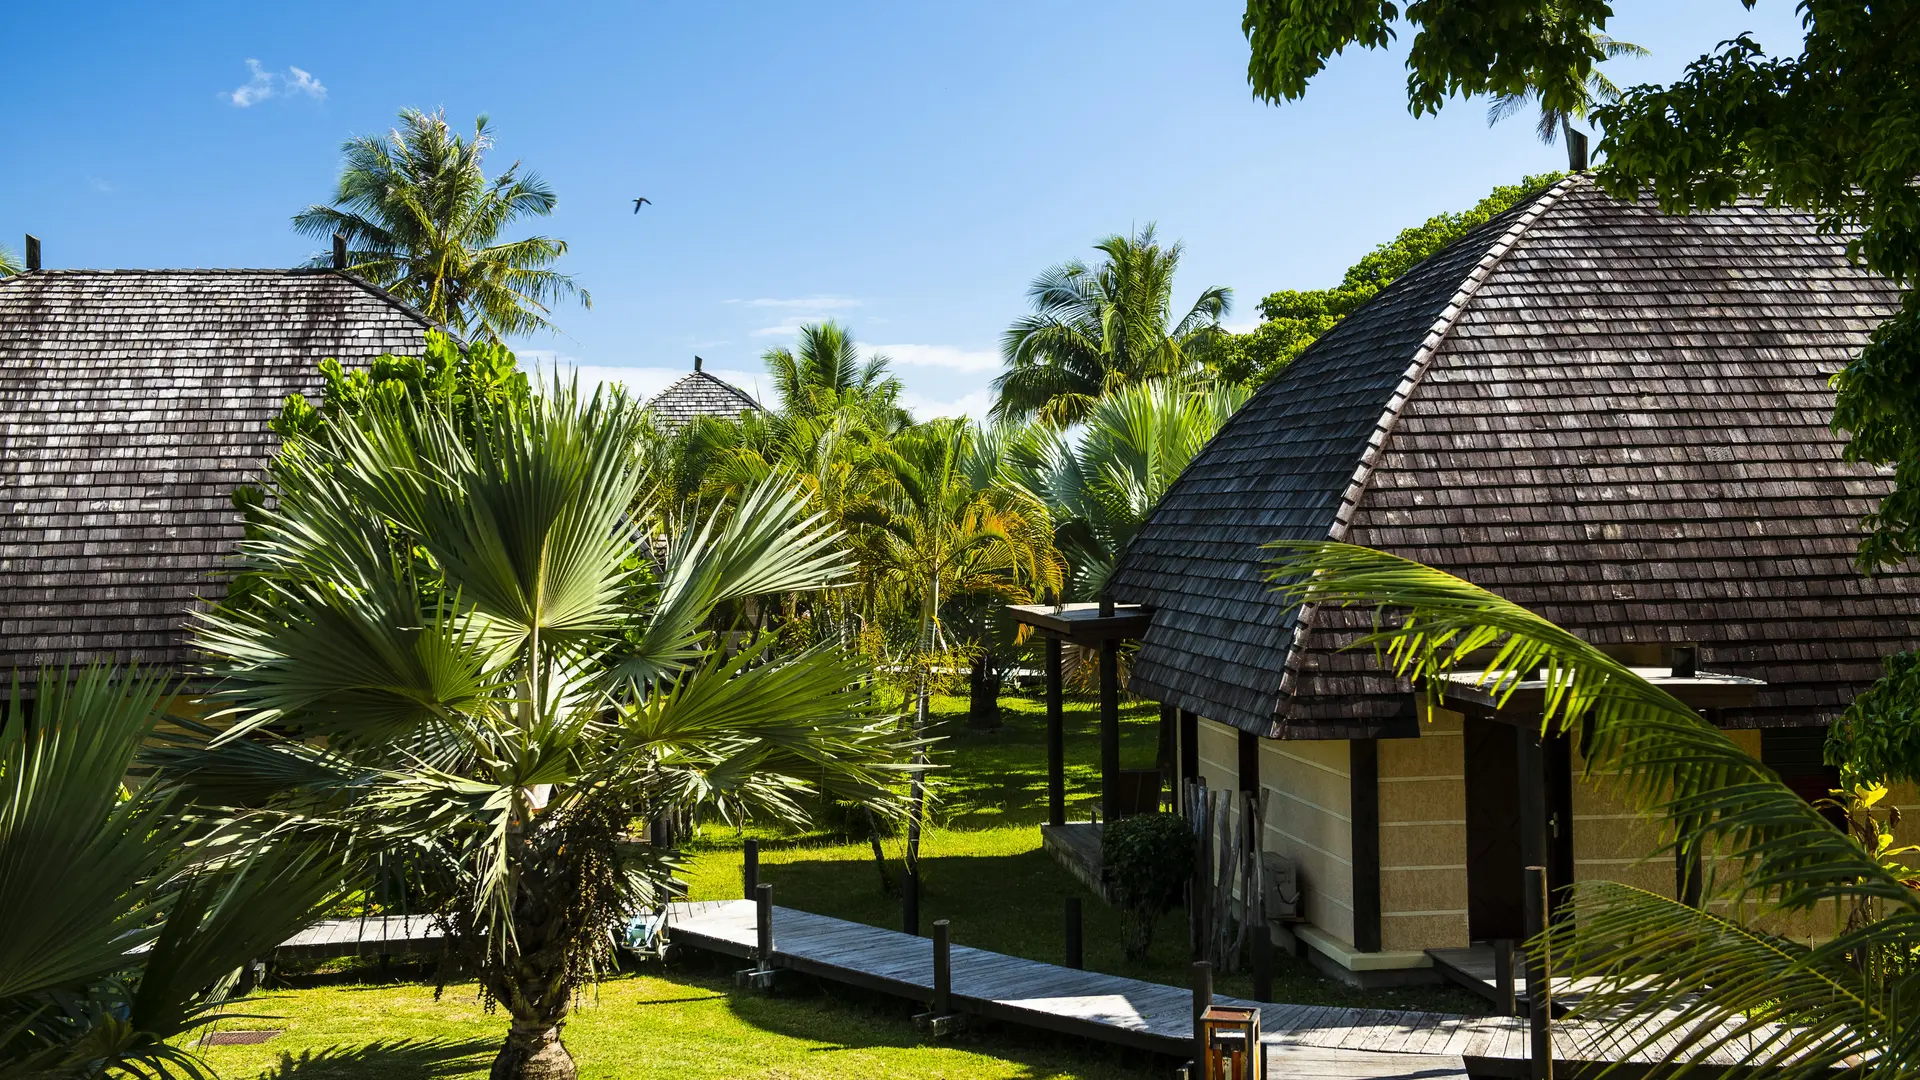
[0,268,436,677]
[1109,175,1920,738]
[645,359,761,432]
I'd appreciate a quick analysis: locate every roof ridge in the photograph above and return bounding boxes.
[650,368,763,409]
[1271,173,1582,731]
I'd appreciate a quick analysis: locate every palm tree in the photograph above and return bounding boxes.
[169,387,914,1080]
[1,666,344,1079]
[994,226,1231,426]
[762,321,910,431]
[1001,379,1249,599]
[293,108,588,342]
[1486,4,1647,162]
[0,244,19,276]
[1268,542,1918,1075]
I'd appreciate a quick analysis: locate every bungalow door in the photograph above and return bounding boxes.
[1463,715,1526,941]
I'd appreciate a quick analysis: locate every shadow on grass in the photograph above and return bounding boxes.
[245,1037,493,1079]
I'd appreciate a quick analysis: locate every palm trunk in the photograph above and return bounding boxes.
[489,963,575,1080]
[967,649,1002,729]
[491,1018,574,1080]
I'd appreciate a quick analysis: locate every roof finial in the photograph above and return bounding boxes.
[694,355,704,373]
[1567,128,1590,172]
[332,232,348,271]
[25,234,40,273]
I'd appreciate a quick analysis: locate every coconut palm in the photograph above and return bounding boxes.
[1002,379,1249,599]
[1267,541,1919,1076]
[0,244,19,277]
[293,108,588,342]
[994,226,1231,426]
[762,321,910,431]
[1486,4,1647,153]
[167,386,914,1080]
[0,666,344,1080]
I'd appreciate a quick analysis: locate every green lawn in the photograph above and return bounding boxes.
[681,688,1486,1015]
[195,971,1161,1080]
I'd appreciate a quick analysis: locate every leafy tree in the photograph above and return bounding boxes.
[293,108,588,343]
[1,667,343,1079]
[1217,174,1562,384]
[1100,812,1194,962]
[763,321,910,432]
[994,226,1231,426]
[1485,2,1646,151]
[1001,379,1249,599]
[1270,542,1920,1077]
[1239,1,1920,568]
[170,387,913,1080]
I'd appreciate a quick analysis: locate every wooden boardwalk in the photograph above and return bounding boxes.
[668,900,1785,1077]
[276,916,443,959]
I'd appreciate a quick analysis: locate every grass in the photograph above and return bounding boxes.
[194,970,1164,1080]
[681,688,1487,1015]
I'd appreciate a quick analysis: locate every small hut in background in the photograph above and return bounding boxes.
[644,356,762,432]
[1105,174,1920,991]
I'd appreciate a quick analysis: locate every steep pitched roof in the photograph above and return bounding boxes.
[0,268,435,678]
[645,368,762,432]
[1109,176,1919,737]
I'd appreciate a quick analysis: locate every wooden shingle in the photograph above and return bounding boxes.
[644,367,762,432]
[0,268,435,678]
[1108,177,1920,737]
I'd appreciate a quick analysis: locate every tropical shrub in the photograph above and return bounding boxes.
[1101,812,1194,962]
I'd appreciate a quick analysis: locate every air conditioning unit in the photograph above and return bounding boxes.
[1260,851,1301,921]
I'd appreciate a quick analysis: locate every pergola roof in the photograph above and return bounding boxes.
[0,269,436,677]
[1108,175,1920,739]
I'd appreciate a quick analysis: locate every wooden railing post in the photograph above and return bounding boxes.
[1494,938,1517,1016]
[743,838,759,899]
[1525,865,1553,1080]
[755,882,774,968]
[932,919,952,1016]
[1063,897,1083,969]
[1190,960,1212,1073]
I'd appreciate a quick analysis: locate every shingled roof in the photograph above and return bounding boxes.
[1108,175,1920,738]
[645,363,762,432]
[0,268,435,679]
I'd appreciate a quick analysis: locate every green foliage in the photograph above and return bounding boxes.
[266,330,528,446]
[1268,541,1920,1076]
[1828,650,1920,789]
[1100,812,1194,963]
[994,225,1231,426]
[1000,379,1250,598]
[763,321,910,432]
[1243,0,1617,122]
[0,244,18,277]
[0,666,343,1079]
[1221,173,1563,383]
[293,108,588,342]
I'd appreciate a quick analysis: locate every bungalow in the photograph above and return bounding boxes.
[0,243,436,683]
[644,356,762,431]
[1105,175,1920,988]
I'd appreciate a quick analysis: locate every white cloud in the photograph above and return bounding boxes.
[228,59,326,107]
[1221,318,1261,335]
[871,343,1001,373]
[730,296,863,311]
[901,388,994,423]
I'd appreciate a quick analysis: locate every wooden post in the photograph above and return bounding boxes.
[755,883,774,968]
[1494,937,1517,1016]
[1046,635,1065,827]
[932,919,952,1016]
[1252,927,1273,1002]
[24,234,40,273]
[331,231,348,270]
[743,838,759,899]
[1525,865,1553,1080]
[1099,638,1120,823]
[1064,896,1083,969]
[1190,960,1213,1072]
[1350,737,1382,953]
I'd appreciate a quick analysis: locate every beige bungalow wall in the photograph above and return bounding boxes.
[1378,705,1469,951]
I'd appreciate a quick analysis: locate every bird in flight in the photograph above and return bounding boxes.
[633,197,652,213]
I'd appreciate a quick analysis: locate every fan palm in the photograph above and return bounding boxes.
[166,387,914,1080]
[993,226,1231,426]
[1486,4,1647,151]
[0,666,344,1080]
[293,108,588,342]
[1002,379,1249,599]
[1267,541,1919,1076]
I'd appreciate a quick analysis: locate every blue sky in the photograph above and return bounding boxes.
[3,2,1809,418]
